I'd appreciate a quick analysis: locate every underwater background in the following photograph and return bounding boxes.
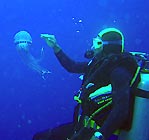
[0,0,149,139]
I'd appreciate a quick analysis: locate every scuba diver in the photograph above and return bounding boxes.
[33,28,149,140]
[14,31,51,79]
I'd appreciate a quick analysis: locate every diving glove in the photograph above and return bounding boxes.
[41,34,57,48]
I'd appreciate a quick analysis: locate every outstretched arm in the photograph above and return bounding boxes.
[55,49,88,73]
[41,34,88,73]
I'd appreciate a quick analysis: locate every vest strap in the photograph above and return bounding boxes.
[83,115,120,135]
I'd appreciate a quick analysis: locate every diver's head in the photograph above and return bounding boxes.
[14,31,32,45]
[91,28,124,56]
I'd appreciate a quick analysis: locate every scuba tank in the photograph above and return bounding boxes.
[118,52,149,140]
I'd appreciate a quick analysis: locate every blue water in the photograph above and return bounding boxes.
[0,0,149,139]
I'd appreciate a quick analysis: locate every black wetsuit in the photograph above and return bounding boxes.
[33,50,139,140]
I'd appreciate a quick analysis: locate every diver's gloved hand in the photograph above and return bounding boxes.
[40,34,57,48]
[40,34,61,53]
[90,132,105,140]
[70,127,94,140]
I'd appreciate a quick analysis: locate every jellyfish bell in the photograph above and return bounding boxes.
[14,31,32,44]
[14,31,32,50]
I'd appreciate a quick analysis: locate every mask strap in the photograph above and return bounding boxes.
[102,40,122,45]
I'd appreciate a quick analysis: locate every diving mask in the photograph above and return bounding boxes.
[92,36,122,50]
[92,37,103,50]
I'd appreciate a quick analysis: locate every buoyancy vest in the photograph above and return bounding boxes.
[73,52,140,132]
[82,52,138,95]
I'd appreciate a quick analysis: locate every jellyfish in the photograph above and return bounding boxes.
[14,31,51,79]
